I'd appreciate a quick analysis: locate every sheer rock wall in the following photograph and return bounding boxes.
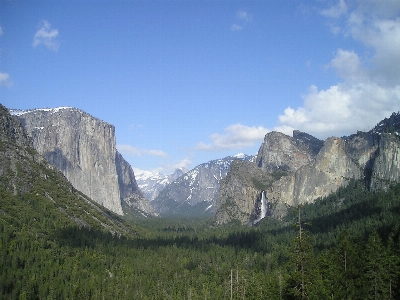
[11,107,154,216]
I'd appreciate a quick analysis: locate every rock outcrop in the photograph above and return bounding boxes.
[256,131,323,173]
[0,106,32,148]
[214,113,400,225]
[0,104,44,196]
[152,154,255,216]
[265,137,363,215]
[115,151,157,215]
[370,133,400,191]
[214,160,279,225]
[11,107,153,216]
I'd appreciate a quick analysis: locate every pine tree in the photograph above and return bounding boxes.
[385,231,399,300]
[284,206,316,299]
[332,230,357,299]
[363,231,388,300]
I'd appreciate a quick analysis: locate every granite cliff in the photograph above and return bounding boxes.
[0,104,137,236]
[214,160,281,225]
[115,151,157,216]
[10,107,153,216]
[215,113,400,225]
[256,130,323,173]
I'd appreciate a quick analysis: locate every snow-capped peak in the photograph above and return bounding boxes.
[134,168,187,201]
[233,153,246,159]
[10,107,74,116]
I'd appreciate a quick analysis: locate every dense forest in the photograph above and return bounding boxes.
[2,172,400,299]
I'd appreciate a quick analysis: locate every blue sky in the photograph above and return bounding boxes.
[1,0,400,174]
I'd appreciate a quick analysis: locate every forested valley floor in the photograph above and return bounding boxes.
[2,179,400,299]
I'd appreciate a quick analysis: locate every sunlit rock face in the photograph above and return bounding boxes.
[266,137,363,210]
[214,113,400,225]
[11,107,153,216]
[256,131,323,173]
[370,133,400,191]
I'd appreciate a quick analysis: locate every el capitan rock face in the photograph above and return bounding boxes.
[214,113,400,225]
[0,104,137,236]
[11,107,153,216]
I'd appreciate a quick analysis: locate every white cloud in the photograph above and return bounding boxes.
[230,24,243,32]
[236,10,253,22]
[320,0,348,34]
[0,72,13,87]
[117,144,168,158]
[277,1,400,139]
[347,14,400,86]
[278,82,400,138]
[329,49,367,82]
[231,10,252,32]
[196,124,269,151]
[33,20,60,51]
[168,158,192,171]
[320,0,347,18]
[138,158,192,174]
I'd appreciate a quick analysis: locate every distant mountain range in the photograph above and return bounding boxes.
[134,168,187,201]
[150,154,256,216]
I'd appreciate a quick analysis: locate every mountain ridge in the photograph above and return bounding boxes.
[134,167,187,202]
[214,112,400,225]
[152,154,256,216]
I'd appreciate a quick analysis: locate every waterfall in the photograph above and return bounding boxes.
[260,190,267,219]
[254,190,267,224]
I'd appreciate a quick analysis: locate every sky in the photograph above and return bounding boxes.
[1,0,400,174]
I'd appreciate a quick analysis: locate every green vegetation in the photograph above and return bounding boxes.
[2,174,400,299]
[2,104,400,298]
[251,177,272,190]
[270,170,288,181]
[251,170,287,191]
[1,112,400,299]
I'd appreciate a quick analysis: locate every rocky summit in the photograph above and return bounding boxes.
[10,107,154,216]
[256,130,323,173]
[214,113,400,225]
